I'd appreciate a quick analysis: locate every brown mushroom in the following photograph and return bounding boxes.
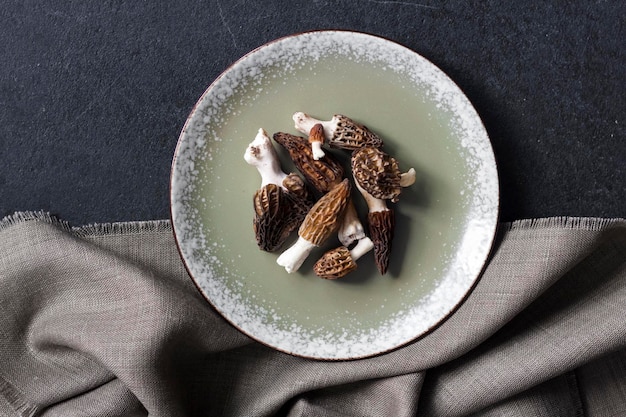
[276,179,351,273]
[308,122,327,160]
[351,147,415,274]
[245,129,313,251]
[252,180,313,252]
[273,131,344,194]
[273,130,366,246]
[313,237,374,279]
[353,182,395,275]
[351,146,416,203]
[293,112,384,150]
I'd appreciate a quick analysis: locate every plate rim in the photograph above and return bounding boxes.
[170,29,500,360]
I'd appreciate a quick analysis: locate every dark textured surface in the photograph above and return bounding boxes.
[1,1,624,224]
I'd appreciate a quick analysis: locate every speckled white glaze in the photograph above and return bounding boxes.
[170,31,499,360]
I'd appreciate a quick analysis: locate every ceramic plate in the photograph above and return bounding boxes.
[170,31,498,360]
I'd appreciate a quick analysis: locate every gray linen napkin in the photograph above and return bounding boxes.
[0,212,624,417]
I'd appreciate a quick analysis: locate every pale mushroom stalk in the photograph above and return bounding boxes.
[292,112,384,150]
[277,237,316,273]
[349,236,375,260]
[338,199,365,246]
[277,179,351,273]
[400,168,417,188]
[292,112,335,142]
[244,128,288,188]
[313,237,374,280]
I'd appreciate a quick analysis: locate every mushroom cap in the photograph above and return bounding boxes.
[298,179,351,246]
[282,172,311,201]
[368,209,395,275]
[308,123,325,144]
[351,146,403,202]
[313,246,357,279]
[253,183,311,252]
[273,132,344,194]
[329,114,384,150]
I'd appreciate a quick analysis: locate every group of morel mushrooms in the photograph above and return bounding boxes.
[244,112,416,279]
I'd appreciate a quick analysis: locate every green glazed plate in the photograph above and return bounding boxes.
[170,31,499,360]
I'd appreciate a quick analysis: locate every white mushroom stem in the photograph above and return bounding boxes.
[400,168,417,187]
[244,128,288,189]
[311,141,325,160]
[354,181,388,213]
[349,236,374,261]
[293,112,336,140]
[338,200,365,246]
[276,236,316,273]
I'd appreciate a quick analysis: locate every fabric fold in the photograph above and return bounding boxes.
[0,212,624,416]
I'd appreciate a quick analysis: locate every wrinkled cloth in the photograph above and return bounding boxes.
[0,212,624,417]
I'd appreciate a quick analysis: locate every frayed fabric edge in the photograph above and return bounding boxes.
[2,211,624,237]
[74,219,171,237]
[0,210,72,232]
[503,216,626,232]
[0,377,40,417]
[0,211,171,237]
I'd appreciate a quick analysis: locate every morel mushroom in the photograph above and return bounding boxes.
[351,146,416,274]
[276,179,351,273]
[313,237,374,279]
[351,146,416,203]
[273,131,344,193]
[245,128,313,251]
[293,112,384,151]
[252,182,312,251]
[273,130,365,246]
[308,122,327,160]
[353,182,394,275]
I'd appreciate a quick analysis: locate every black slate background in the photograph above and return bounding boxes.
[1,1,624,225]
